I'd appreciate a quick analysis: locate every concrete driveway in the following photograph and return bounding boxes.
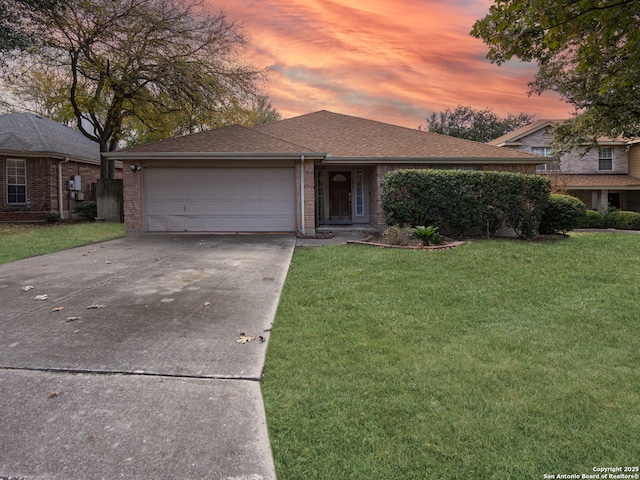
[0,233,295,479]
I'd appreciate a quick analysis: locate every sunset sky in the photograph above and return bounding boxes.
[215,0,573,128]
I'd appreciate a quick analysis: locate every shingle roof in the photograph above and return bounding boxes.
[123,124,314,154]
[0,112,100,161]
[116,110,543,162]
[552,174,640,189]
[257,111,540,160]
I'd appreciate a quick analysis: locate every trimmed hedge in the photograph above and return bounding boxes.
[604,210,640,230]
[582,210,605,228]
[380,169,551,239]
[539,194,586,234]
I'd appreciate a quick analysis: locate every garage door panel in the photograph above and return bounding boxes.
[144,168,296,232]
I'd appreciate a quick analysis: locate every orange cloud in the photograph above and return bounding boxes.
[214,0,573,128]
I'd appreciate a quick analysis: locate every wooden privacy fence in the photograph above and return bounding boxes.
[96,179,124,222]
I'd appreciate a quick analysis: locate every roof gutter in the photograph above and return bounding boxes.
[103,151,326,160]
[318,156,549,165]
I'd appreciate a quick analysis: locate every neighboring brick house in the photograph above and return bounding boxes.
[0,112,121,222]
[489,120,640,213]
[106,110,547,235]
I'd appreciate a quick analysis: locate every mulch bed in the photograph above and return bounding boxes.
[347,239,465,250]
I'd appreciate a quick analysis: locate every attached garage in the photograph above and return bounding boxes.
[144,167,296,232]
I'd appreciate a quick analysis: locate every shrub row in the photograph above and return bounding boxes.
[582,209,640,230]
[380,170,551,239]
[538,194,586,234]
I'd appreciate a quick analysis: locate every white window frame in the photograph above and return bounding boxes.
[7,158,27,204]
[531,147,560,172]
[599,147,613,171]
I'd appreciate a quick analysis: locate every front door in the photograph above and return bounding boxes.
[329,171,352,222]
[608,192,621,209]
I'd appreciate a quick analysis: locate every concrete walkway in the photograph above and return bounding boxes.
[0,234,295,479]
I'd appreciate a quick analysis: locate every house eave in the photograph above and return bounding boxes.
[566,185,640,191]
[319,156,544,165]
[104,151,327,161]
[0,149,103,165]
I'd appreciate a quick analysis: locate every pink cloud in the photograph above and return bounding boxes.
[213,0,573,128]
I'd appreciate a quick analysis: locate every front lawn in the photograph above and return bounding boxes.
[263,233,640,479]
[0,222,125,265]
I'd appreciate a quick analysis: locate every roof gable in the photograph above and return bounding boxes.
[0,112,100,161]
[488,119,635,147]
[487,120,559,146]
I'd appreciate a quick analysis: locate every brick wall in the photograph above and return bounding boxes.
[505,129,630,174]
[123,160,144,231]
[0,155,117,221]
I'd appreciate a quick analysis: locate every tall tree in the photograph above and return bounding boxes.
[471,0,640,150]
[2,0,263,178]
[424,105,534,142]
[244,95,282,126]
[0,0,52,52]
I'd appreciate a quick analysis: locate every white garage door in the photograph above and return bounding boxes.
[144,168,296,232]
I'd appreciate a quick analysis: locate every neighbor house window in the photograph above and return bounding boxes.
[532,147,560,172]
[599,147,613,171]
[7,158,27,204]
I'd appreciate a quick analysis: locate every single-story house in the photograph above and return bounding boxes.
[488,120,640,213]
[106,110,549,235]
[0,112,116,221]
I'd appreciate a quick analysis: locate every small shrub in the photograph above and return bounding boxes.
[582,210,605,228]
[604,210,640,230]
[539,194,586,234]
[414,225,443,245]
[75,201,97,221]
[382,226,414,246]
[43,212,62,223]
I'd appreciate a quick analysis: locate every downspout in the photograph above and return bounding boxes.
[57,157,69,219]
[300,155,305,236]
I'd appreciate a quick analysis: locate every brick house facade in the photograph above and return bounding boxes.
[108,111,546,234]
[489,120,640,213]
[0,112,121,222]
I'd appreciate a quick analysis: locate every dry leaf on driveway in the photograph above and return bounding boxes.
[34,294,48,301]
[21,285,34,291]
[237,333,256,344]
[52,306,64,312]
[86,303,105,309]
[66,316,82,322]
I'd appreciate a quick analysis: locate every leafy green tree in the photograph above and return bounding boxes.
[118,95,281,147]
[424,105,534,142]
[2,0,263,178]
[244,95,283,127]
[471,1,640,150]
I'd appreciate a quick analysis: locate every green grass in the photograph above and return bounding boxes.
[263,233,640,479]
[0,222,125,265]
